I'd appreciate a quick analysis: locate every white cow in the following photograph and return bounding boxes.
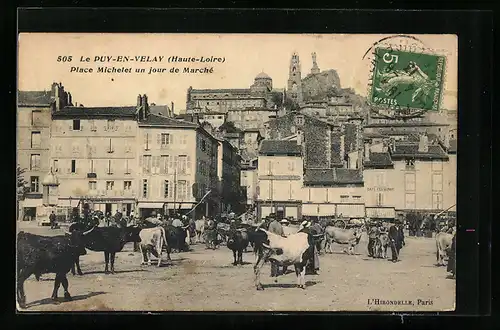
[323,226,363,255]
[436,231,453,266]
[194,220,206,243]
[139,227,170,267]
[254,228,314,290]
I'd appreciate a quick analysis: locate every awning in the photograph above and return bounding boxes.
[302,204,319,216]
[21,198,43,208]
[336,204,365,218]
[366,207,395,219]
[137,202,165,209]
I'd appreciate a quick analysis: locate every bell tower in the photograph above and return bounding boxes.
[287,52,303,105]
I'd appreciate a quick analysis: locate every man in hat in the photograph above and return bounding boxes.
[367,220,381,257]
[49,210,57,229]
[298,220,320,275]
[388,217,405,262]
[280,218,294,237]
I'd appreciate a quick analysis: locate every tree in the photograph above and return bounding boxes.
[17,166,29,220]
[219,121,240,134]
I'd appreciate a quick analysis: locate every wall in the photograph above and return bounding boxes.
[257,155,303,202]
[363,168,397,208]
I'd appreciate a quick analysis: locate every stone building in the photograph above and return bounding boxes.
[50,96,139,217]
[216,137,243,214]
[17,82,73,220]
[241,158,258,207]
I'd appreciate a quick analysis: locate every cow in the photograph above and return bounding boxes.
[226,229,249,265]
[253,226,320,290]
[436,231,454,266]
[69,224,142,275]
[164,225,190,253]
[139,227,170,266]
[194,220,206,243]
[17,227,95,309]
[323,226,363,255]
[374,232,390,259]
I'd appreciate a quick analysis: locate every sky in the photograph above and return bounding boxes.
[18,33,458,112]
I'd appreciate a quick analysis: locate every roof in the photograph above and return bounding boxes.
[255,72,271,79]
[304,168,363,185]
[259,140,302,156]
[364,152,394,168]
[365,122,447,128]
[448,139,457,153]
[191,88,251,94]
[390,143,449,160]
[139,114,198,127]
[52,106,137,118]
[18,91,53,106]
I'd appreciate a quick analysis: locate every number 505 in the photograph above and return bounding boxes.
[383,53,399,64]
[57,56,72,62]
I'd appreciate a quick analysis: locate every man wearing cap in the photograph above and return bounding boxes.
[298,220,320,275]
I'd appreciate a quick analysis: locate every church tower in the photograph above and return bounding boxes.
[311,52,320,74]
[287,52,303,105]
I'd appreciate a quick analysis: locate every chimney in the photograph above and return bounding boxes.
[142,94,150,119]
[192,113,200,124]
[364,143,370,162]
[67,92,72,106]
[137,94,142,107]
[171,102,175,116]
[418,134,429,152]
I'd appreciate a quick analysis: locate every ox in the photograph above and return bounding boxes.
[226,229,249,265]
[69,224,142,275]
[436,231,454,266]
[17,227,95,308]
[164,225,190,253]
[139,227,170,266]
[253,227,318,290]
[323,226,363,255]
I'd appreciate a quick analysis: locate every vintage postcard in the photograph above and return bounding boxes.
[16,33,457,312]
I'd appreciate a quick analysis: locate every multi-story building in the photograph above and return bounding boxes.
[137,104,220,219]
[256,140,303,220]
[17,83,73,220]
[301,168,365,219]
[217,138,243,214]
[241,158,258,207]
[50,96,140,216]
[226,107,277,133]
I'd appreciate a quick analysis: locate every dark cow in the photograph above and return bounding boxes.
[226,229,249,265]
[69,223,142,274]
[164,225,190,253]
[17,227,95,308]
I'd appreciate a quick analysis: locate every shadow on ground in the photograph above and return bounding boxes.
[262,281,319,289]
[25,291,107,308]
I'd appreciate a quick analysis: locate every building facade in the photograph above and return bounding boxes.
[217,138,243,214]
[50,97,140,216]
[241,158,258,207]
[17,83,73,220]
[256,140,303,220]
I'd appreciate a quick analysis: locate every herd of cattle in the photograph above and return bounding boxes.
[16,217,455,309]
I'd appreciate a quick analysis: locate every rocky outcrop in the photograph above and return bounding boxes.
[302,69,341,102]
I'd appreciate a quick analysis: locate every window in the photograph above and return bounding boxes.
[107,160,113,174]
[106,119,115,131]
[125,160,131,174]
[88,181,97,191]
[177,155,188,174]
[72,120,81,131]
[124,181,132,190]
[180,135,187,145]
[432,193,443,210]
[201,140,206,152]
[160,155,169,174]
[405,158,415,170]
[53,160,59,172]
[375,172,386,186]
[143,133,151,150]
[90,120,97,131]
[404,173,416,191]
[30,176,39,192]
[31,110,42,126]
[30,154,41,171]
[89,160,95,173]
[71,160,76,173]
[268,160,273,175]
[142,179,148,198]
[294,115,304,126]
[142,155,152,174]
[164,180,169,198]
[432,161,443,171]
[161,133,170,147]
[432,173,443,191]
[107,139,114,153]
[376,193,384,206]
[30,131,41,148]
[288,161,295,172]
[340,195,349,203]
[405,193,416,209]
[106,181,114,190]
[177,180,187,200]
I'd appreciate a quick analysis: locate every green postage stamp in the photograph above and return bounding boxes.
[369,47,446,111]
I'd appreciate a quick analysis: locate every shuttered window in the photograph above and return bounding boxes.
[432,173,443,191]
[31,131,41,148]
[160,155,169,174]
[142,155,152,174]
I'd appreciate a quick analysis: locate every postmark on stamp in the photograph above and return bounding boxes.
[369,47,446,112]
